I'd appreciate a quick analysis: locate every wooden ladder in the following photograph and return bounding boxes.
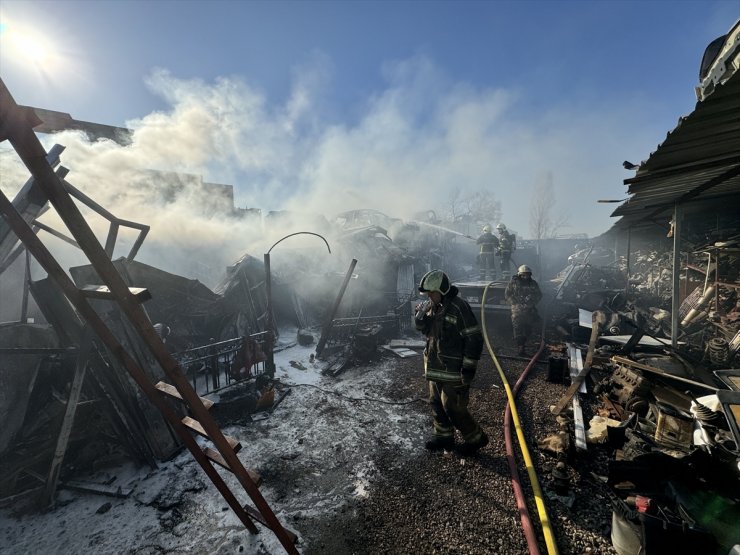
[0,79,299,553]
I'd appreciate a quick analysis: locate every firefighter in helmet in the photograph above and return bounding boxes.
[476,224,500,281]
[496,223,516,277]
[414,270,488,455]
[504,265,542,356]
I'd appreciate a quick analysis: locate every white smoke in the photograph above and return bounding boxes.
[1,53,664,286]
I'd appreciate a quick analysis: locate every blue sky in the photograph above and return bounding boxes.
[1,0,739,243]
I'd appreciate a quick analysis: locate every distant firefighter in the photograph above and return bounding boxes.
[476,224,500,281]
[414,270,489,455]
[504,265,542,356]
[496,223,516,277]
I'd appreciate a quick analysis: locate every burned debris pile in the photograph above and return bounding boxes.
[3,23,740,551]
[539,229,740,553]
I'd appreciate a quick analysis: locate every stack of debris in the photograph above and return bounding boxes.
[542,303,740,554]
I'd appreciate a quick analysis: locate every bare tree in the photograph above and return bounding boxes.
[447,188,501,232]
[529,173,569,240]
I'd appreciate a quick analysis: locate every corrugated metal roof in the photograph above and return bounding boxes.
[611,70,740,228]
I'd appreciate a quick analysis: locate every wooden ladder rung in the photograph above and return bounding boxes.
[155,381,214,410]
[242,504,299,544]
[181,416,241,453]
[80,285,152,302]
[202,447,262,486]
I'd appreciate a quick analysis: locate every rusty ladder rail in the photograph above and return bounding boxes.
[0,79,298,554]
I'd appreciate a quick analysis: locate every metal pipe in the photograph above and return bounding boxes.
[671,203,682,349]
[263,231,331,374]
[315,258,358,357]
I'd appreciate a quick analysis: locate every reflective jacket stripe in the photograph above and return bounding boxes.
[425,368,462,382]
[461,325,481,337]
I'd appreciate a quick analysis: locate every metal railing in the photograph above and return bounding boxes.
[325,302,409,349]
[173,331,270,395]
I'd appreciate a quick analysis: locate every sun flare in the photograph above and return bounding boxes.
[3,25,55,68]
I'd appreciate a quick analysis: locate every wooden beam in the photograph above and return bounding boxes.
[45,329,94,505]
[80,285,151,302]
[155,381,214,410]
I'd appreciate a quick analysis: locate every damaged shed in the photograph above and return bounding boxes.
[554,28,740,555]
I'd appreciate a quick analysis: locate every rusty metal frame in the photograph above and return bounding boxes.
[0,79,298,553]
[28,175,150,260]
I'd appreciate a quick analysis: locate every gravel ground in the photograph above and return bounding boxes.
[1,316,620,554]
[300,317,619,555]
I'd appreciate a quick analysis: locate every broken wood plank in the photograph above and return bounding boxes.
[79,284,152,302]
[45,329,94,505]
[203,447,262,486]
[583,310,606,370]
[61,480,132,498]
[381,345,420,358]
[0,486,44,508]
[181,416,242,452]
[551,312,604,417]
[551,356,593,416]
[155,381,214,410]
[270,388,292,413]
[388,339,425,349]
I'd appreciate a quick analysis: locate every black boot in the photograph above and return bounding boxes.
[456,431,489,456]
[425,436,454,452]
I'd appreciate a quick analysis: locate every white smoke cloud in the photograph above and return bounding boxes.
[1,53,663,285]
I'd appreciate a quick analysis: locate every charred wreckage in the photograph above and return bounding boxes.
[1,19,740,555]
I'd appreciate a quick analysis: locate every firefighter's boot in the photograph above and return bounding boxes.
[425,436,454,452]
[457,431,489,456]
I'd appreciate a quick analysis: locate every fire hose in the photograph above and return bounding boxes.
[481,282,559,555]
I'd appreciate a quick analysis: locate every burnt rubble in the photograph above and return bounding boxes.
[540,230,740,554]
[3,30,740,552]
[3,169,739,553]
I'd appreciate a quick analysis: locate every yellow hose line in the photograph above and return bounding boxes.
[481,282,559,555]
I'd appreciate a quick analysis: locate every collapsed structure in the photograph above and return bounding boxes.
[1,18,739,555]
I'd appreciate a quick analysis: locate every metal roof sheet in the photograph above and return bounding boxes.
[611,70,740,228]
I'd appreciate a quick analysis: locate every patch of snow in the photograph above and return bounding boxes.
[1,327,427,554]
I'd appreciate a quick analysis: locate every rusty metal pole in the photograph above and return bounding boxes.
[263,252,275,376]
[315,258,358,357]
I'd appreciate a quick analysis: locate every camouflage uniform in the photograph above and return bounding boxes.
[497,230,516,276]
[415,286,486,447]
[476,231,500,280]
[504,275,542,350]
